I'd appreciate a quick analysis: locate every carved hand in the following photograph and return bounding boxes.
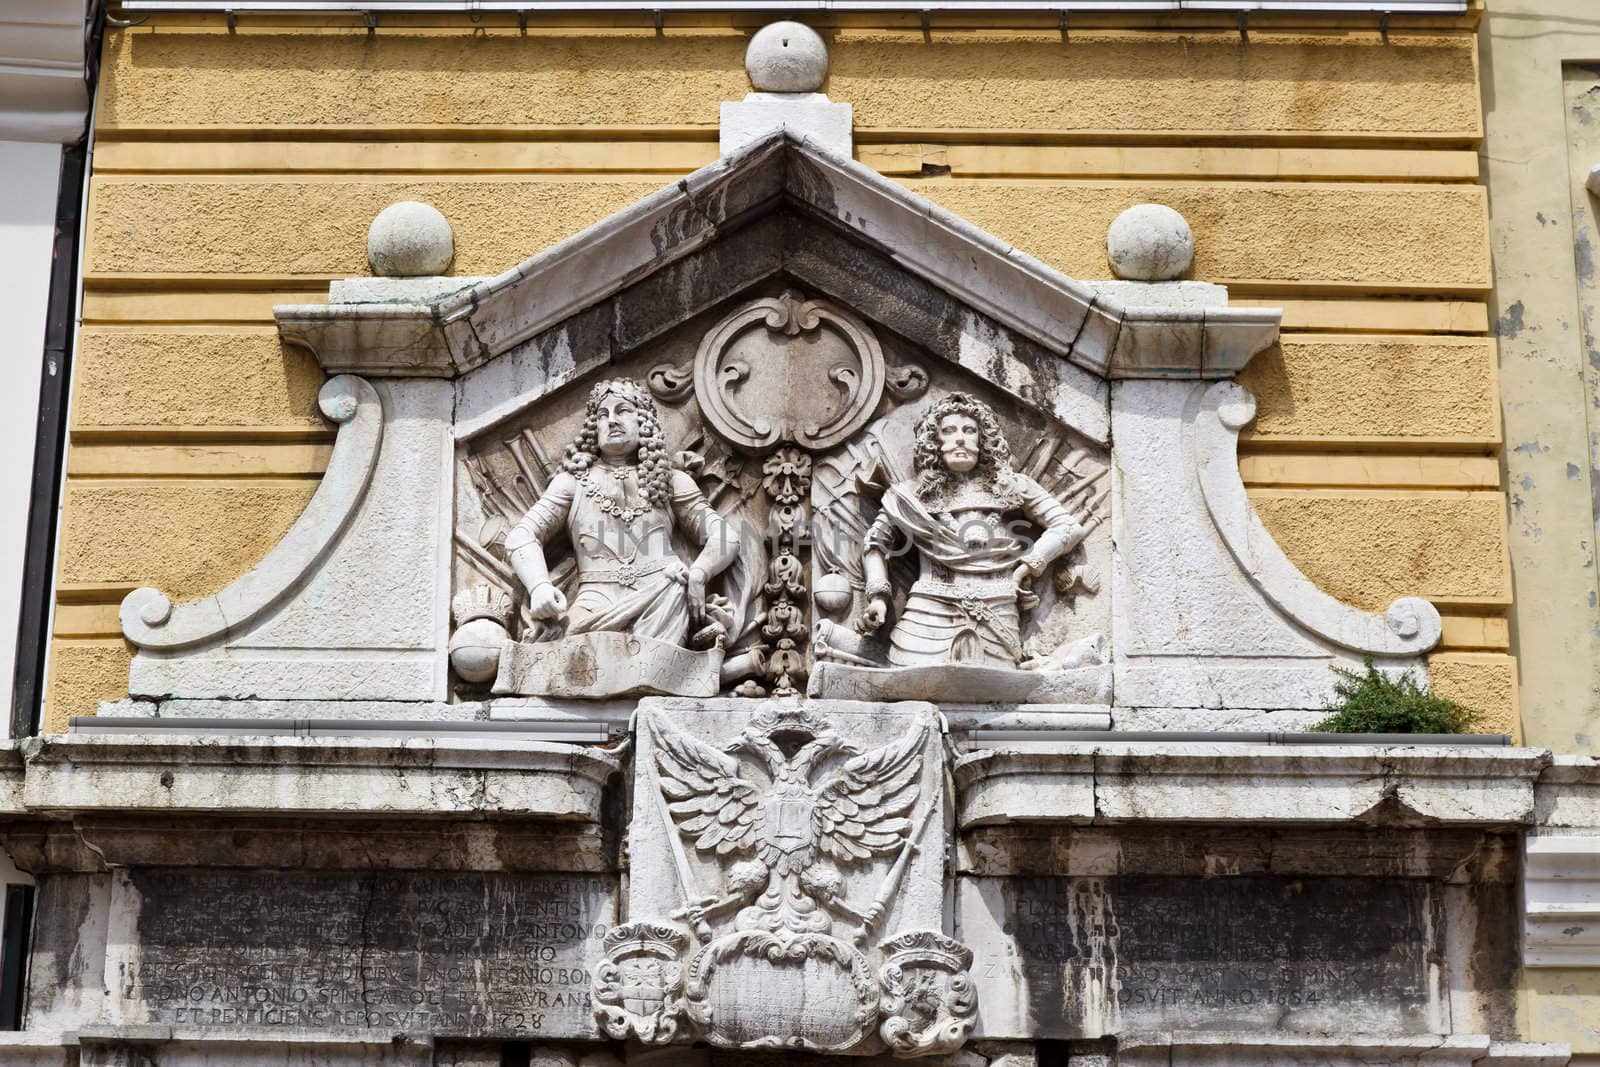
[526,582,568,620]
[857,595,889,633]
[686,566,708,624]
[1011,562,1035,594]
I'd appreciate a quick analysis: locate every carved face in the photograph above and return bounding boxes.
[937,413,982,474]
[596,394,643,460]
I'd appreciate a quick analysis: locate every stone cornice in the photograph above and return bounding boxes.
[955,742,1552,828]
[11,733,620,822]
[3,735,1580,832]
[274,131,1281,390]
[1116,1032,1569,1067]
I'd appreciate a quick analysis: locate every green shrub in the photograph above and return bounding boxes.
[1310,658,1480,734]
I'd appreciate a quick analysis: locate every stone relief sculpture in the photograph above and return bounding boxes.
[450,290,1114,705]
[857,392,1087,669]
[488,379,758,698]
[598,704,973,1055]
[810,395,1111,705]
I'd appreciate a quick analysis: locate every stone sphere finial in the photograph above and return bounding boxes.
[367,200,454,277]
[1106,203,1194,282]
[745,21,828,93]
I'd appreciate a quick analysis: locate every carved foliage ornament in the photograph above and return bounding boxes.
[694,290,887,453]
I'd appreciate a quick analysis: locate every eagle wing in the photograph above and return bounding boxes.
[812,721,929,863]
[650,716,763,858]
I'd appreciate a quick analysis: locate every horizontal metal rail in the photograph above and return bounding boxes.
[118,0,1469,15]
[73,716,1510,748]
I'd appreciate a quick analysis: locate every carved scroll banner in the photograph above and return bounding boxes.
[600,698,974,1056]
[494,632,722,699]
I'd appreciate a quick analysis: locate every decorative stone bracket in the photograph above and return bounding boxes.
[119,375,384,652]
[1193,380,1443,656]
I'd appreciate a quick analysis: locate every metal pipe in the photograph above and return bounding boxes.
[72,717,1510,747]
[119,0,1468,13]
[966,730,1512,745]
[71,716,616,742]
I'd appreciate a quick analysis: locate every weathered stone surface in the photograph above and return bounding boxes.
[1111,377,1439,715]
[496,634,722,699]
[123,377,453,703]
[99,696,485,723]
[1114,1032,1568,1067]
[810,663,1111,705]
[0,1032,71,1067]
[21,734,618,821]
[744,22,829,93]
[68,815,613,874]
[367,200,454,277]
[76,1028,434,1067]
[1106,204,1194,282]
[1536,754,1600,829]
[24,873,112,1030]
[721,94,853,158]
[961,874,1444,1038]
[329,275,482,305]
[956,825,1519,880]
[106,867,613,1039]
[1524,833,1600,966]
[616,699,970,1055]
[955,744,1549,828]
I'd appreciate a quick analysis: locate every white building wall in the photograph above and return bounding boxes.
[0,140,64,737]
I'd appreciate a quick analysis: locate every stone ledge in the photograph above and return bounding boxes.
[1116,1032,1569,1067]
[1536,754,1600,830]
[0,741,26,815]
[17,734,619,822]
[954,743,1549,828]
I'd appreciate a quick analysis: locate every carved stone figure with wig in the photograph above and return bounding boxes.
[856,392,1087,669]
[495,378,748,697]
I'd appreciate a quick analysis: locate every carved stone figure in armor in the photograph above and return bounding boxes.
[494,379,744,697]
[856,393,1087,669]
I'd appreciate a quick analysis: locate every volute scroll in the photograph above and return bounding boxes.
[119,375,386,652]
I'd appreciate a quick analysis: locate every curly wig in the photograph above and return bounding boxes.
[910,392,1016,505]
[562,378,673,510]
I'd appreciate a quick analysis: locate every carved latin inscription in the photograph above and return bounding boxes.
[113,869,613,1038]
[973,875,1439,1036]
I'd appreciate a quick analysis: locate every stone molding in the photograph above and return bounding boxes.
[274,132,1280,394]
[1192,380,1443,656]
[1115,1032,1570,1067]
[1535,754,1600,830]
[13,734,617,821]
[7,733,1559,832]
[119,375,384,653]
[1524,835,1600,967]
[3,1030,1571,1067]
[70,1028,434,1067]
[954,743,1550,828]
[1525,756,1600,968]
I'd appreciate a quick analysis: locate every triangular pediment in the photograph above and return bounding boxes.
[274,131,1278,447]
[127,130,1447,727]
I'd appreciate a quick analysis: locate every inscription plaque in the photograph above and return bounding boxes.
[110,869,615,1038]
[963,875,1443,1037]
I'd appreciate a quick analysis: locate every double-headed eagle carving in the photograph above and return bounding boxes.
[649,707,931,943]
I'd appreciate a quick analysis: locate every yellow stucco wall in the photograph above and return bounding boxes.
[1478,0,1600,1054]
[52,12,1513,731]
